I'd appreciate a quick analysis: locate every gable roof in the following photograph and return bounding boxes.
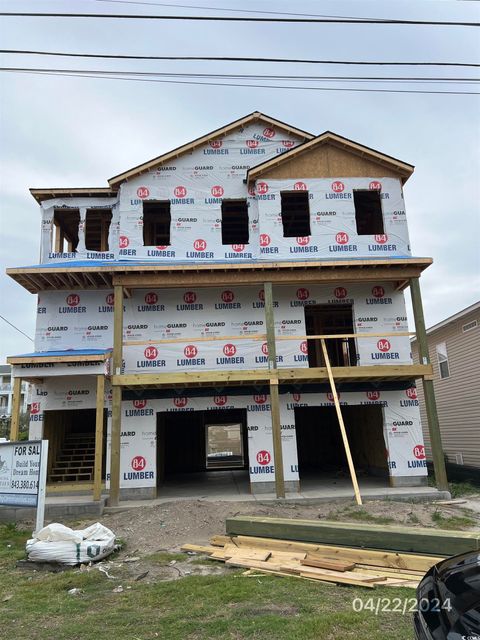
[108,111,314,187]
[247,131,415,184]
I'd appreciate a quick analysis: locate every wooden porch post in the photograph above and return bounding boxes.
[9,377,22,441]
[264,282,285,499]
[93,374,105,502]
[410,277,449,492]
[109,284,124,506]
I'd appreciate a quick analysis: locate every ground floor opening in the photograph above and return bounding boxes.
[156,408,251,497]
[43,408,106,484]
[294,405,389,489]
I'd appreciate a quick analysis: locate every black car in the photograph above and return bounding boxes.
[414,550,480,639]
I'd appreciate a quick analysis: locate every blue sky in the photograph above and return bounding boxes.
[0,0,479,360]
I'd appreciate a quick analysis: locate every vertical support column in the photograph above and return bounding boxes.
[93,374,105,502]
[410,278,449,491]
[109,284,124,506]
[10,377,22,441]
[264,282,285,499]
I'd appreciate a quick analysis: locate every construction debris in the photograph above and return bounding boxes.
[180,535,443,589]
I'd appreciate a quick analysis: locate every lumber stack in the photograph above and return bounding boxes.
[180,535,443,588]
[226,516,480,556]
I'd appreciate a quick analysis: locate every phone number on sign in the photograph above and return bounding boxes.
[352,597,452,615]
[10,480,38,490]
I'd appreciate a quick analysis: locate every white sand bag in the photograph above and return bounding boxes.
[26,522,116,565]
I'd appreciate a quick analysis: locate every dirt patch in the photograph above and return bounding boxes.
[67,495,480,555]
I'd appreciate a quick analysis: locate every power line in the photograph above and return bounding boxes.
[2,67,478,83]
[93,0,384,20]
[0,315,34,342]
[6,68,479,94]
[0,12,478,26]
[2,49,478,68]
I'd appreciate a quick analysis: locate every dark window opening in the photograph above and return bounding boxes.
[143,201,171,246]
[54,209,80,253]
[85,209,112,252]
[280,191,311,237]
[221,200,249,245]
[304,304,357,367]
[353,190,384,235]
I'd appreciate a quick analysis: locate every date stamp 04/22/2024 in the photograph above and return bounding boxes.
[352,596,452,616]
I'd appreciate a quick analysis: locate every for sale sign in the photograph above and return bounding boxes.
[0,440,48,521]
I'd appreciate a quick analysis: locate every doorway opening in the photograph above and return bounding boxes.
[156,409,250,495]
[294,405,388,486]
[304,304,357,367]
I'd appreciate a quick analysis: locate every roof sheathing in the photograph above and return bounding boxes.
[247,131,415,184]
[107,111,315,187]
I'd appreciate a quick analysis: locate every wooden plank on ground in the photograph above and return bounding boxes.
[290,565,385,583]
[180,544,217,555]
[226,516,479,556]
[232,535,442,572]
[299,570,376,588]
[225,558,284,572]
[221,545,272,562]
[301,556,356,572]
[210,535,232,547]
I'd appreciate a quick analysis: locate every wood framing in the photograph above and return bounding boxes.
[6,258,433,294]
[410,278,449,492]
[108,111,314,187]
[109,284,124,506]
[264,282,285,498]
[9,377,22,441]
[93,374,105,502]
[111,364,432,389]
[247,131,414,184]
[321,339,362,505]
[30,187,117,203]
[7,352,111,365]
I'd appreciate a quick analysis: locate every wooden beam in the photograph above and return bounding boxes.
[93,374,105,502]
[410,277,449,492]
[264,282,285,499]
[112,266,426,289]
[321,339,362,506]
[278,364,433,382]
[226,517,480,556]
[276,331,415,340]
[9,377,22,440]
[123,334,267,346]
[8,354,110,365]
[110,363,433,389]
[112,369,273,387]
[109,284,124,506]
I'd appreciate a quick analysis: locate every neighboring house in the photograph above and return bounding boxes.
[5,111,446,503]
[412,302,480,470]
[0,365,29,417]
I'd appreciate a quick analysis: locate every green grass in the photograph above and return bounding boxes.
[448,481,480,499]
[0,524,417,640]
[431,510,477,530]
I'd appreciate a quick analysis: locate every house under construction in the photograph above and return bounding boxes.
[6,112,448,505]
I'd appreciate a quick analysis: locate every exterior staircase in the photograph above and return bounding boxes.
[49,432,96,482]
